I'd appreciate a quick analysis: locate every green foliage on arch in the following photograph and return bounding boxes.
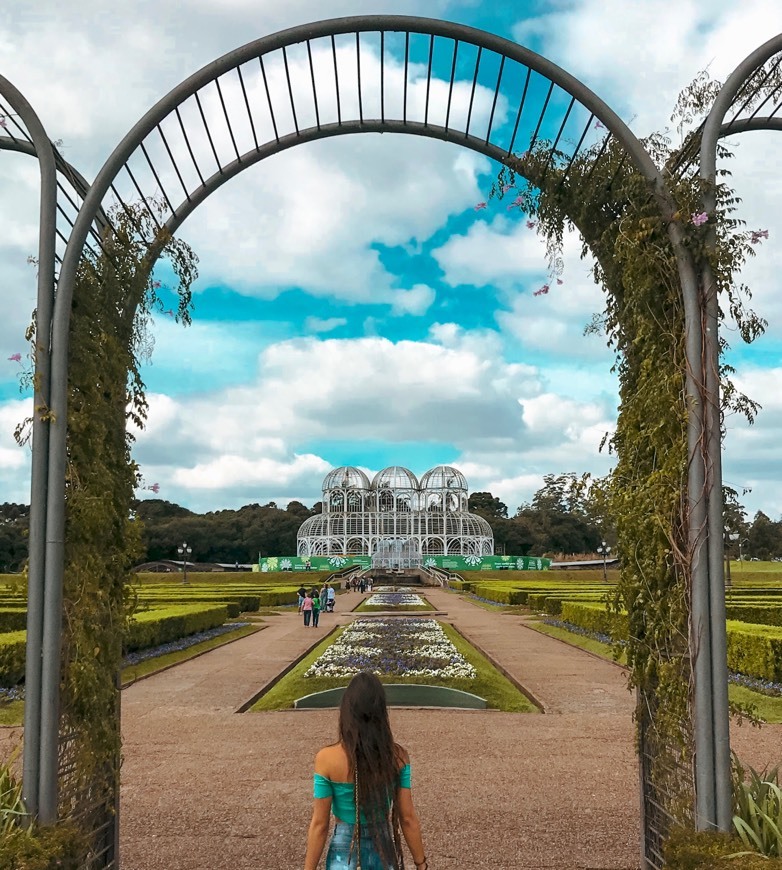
[52,202,197,850]
[491,74,768,833]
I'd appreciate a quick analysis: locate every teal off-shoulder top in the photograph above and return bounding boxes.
[313,763,412,825]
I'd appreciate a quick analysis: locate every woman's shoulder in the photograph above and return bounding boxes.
[395,743,410,766]
[315,743,349,779]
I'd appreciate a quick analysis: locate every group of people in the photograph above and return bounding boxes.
[348,575,373,593]
[298,583,335,627]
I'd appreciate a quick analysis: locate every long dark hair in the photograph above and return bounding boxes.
[338,672,404,868]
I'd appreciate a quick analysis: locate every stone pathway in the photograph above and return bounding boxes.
[119,589,781,869]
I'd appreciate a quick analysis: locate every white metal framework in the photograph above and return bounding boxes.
[297,465,494,567]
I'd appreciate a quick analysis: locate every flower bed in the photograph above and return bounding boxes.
[304,617,476,680]
[364,592,426,608]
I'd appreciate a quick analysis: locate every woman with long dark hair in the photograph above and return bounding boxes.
[304,672,428,870]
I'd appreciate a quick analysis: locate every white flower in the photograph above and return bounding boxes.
[328,556,348,567]
[464,554,482,566]
[280,558,292,570]
[423,558,437,568]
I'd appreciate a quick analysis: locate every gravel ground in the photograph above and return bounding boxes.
[20,587,780,870]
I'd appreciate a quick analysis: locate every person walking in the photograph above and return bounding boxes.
[304,672,428,870]
[311,588,321,628]
[302,590,314,627]
[327,583,336,612]
[320,584,328,614]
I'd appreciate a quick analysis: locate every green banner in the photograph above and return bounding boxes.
[255,554,549,573]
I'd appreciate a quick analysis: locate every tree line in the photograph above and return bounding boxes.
[2,475,781,570]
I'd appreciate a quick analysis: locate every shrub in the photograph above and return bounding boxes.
[0,632,27,687]
[125,604,228,652]
[663,827,782,868]
[733,756,782,858]
[726,622,782,682]
[0,610,27,632]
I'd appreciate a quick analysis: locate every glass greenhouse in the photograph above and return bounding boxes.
[297,465,494,568]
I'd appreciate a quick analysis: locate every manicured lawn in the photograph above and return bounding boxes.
[251,618,538,713]
[0,700,24,727]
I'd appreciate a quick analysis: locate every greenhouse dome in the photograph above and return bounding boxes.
[297,464,494,567]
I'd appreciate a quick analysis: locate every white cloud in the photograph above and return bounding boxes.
[303,316,347,334]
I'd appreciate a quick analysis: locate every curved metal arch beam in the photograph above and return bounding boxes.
[0,72,58,823]
[45,16,706,832]
[0,137,92,202]
[694,32,782,833]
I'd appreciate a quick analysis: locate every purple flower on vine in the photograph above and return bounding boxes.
[507,196,524,211]
[594,120,605,130]
[147,483,160,494]
[163,309,175,318]
[7,353,22,362]
[556,278,564,285]
[534,284,549,296]
[691,212,709,226]
[152,280,162,289]
[474,202,487,211]
[0,117,7,129]
[526,220,537,229]
[749,229,769,245]
[500,183,513,194]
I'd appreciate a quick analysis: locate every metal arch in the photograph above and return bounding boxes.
[0,73,58,822]
[695,31,782,833]
[35,14,728,851]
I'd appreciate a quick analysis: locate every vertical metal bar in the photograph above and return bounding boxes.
[331,35,342,125]
[259,56,280,142]
[529,80,555,151]
[485,56,505,144]
[1,73,57,823]
[465,47,482,137]
[445,40,459,131]
[175,106,205,185]
[306,40,321,129]
[123,165,163,231]
[508,67,531,155]
[139,142,177,216]
[555,113,594,192]
[424,34,434,126]
[194,91,223,171]
[157,125,192,201]
[236,66,259,152]
[380,31,385,123]
[215,78,241,163]
[403,32,409,124]
[355,33,363,123]
[282,46,300,134]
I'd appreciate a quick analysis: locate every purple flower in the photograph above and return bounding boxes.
[750,229,769,245]
[691,211,709,226]
[0,116,7,129]
[594,120,605,130]
[506,195,524,211]
[473,202,487,211]
[7,352,21,362]
[534,284,549,297]
[163,309,175,318]
[526,220,537,229]
[152,279,162,289]
[148,482,160,494]
[556,278,564,285]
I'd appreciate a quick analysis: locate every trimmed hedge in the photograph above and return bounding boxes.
[559,601,629,641]
[0,629,26,686]
[0,608,28,632]
[725,604,782,627]
[126,604,229,652]
[725,620,782,682]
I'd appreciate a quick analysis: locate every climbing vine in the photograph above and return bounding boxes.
[490,72,770,834]
[25,201,198,857]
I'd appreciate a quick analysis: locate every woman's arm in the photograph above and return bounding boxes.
[304,797,331,870]
[396,787,427,869]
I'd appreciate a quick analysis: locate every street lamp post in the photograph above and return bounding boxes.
[177,541,192,584]
[597,541,611,582]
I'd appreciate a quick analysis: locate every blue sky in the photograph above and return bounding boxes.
[2,0,782,522]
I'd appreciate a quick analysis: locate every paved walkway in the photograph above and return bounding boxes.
[119,589,781,869]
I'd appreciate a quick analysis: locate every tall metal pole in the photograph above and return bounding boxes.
[697,31,782,831]
[0,75,58,822]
